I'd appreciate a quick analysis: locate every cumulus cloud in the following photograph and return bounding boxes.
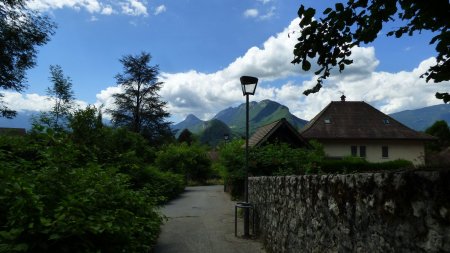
[27,0,149,17]
[87,18,448,123]
[27,0,102,13]
[269,57,447,120]
[101,5,114,15]
[121,0,147,16]
[1,92,88,113]
[154,5,166,15]
[5,17,447,124]
[244,9,259,18]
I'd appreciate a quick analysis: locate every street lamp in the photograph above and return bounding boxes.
[223,133,229,142]
[240,75,258,238]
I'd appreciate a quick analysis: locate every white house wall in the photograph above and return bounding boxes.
[321,140,426,166]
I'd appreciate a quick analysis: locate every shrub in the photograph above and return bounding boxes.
[0,161,162,252]
[127,166,185,203]
[217,140,245,198]
[318,157,414,173]
[155,143,212,183]
[0,123,182,252]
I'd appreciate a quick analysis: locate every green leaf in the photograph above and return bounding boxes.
[314,67,325,75]
[49,234,61,240]
[12,243,29,252]
[335,3,344,12]
[302,60,311,71]
[323,8,332,14]
[304,8,316,19]
[343,59,353,64]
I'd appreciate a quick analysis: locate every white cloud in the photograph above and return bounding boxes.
[2,92,88,113]
[154,5,166,15]
[95,86,122,108]
[27,0,102,13]
[260,6,276,20]
[101,5,114,15]
[2,92,52,112]
[5,17,447,124]
[86,18,448,123]
[121,0,147,16]
[27,0,149,17]
[244,9,259,18]
[257,0,272,4]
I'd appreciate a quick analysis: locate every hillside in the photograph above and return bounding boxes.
[213,99,308,134]
[172,114,204,134]
[198,119,231,146]
[389,104,450,131]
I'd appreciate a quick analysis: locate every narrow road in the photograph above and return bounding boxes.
[153,185,265,253]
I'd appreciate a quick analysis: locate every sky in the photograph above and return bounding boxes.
[1,0,449,124]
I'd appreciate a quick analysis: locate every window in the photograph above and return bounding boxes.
[359,146,366,158]
[382,146,389,158]
[324,118,331,124]
[351,146,357,156]
[383,119,390,124]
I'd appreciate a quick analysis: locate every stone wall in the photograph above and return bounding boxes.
[248,170,450,253]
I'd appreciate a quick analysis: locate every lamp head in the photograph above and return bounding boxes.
[240,76,258,96]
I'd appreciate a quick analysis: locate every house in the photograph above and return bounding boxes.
[0,127,26,136]
[300,96,435,166]
[248,118,309,148]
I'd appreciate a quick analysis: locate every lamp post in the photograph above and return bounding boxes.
[240,75,258,237]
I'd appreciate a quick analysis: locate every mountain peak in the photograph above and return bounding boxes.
[172,113,204,132]
[185,114,201,121]
[212,99,308,133]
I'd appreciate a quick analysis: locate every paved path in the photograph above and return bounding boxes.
[153,185,265,253]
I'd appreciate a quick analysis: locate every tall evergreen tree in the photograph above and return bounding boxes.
[108,52,172,144]
[0,0,55,117]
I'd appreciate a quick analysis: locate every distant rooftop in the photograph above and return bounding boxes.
[0,127,26,136]
[300,101,435,140]
[248,118,308,148]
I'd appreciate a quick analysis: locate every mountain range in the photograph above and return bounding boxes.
[172,100,309,145]
[1,101,449,144]
[389,104,450,131]
[173,100,450,145]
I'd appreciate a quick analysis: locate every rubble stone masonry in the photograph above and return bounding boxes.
[249,170,450,252]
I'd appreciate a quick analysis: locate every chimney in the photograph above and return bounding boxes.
[340,94,346,102]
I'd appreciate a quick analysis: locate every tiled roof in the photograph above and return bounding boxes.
[0,127,26,136]
[300,101,435,140]
[248,118,307,147]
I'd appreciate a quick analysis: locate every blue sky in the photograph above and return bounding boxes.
[1,0,448,124]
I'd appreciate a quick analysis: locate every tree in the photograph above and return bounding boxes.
[177,129,195,145]
[425,120,450,151]
[0,0,55,117]
[107,52,172,145]
[69,105,103,146]
[292,0,449,102]
[39,65,75,129]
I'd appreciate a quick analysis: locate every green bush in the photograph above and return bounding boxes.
[0,160,162,252]
[217,140,245,198]
[127,166,185,203]
[318,157,414,173]
[249,141,325,176]
[155,143,212,183]
[0,119,185,252]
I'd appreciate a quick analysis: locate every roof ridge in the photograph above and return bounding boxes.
[300,101,435,140]
[300,103,331,133]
